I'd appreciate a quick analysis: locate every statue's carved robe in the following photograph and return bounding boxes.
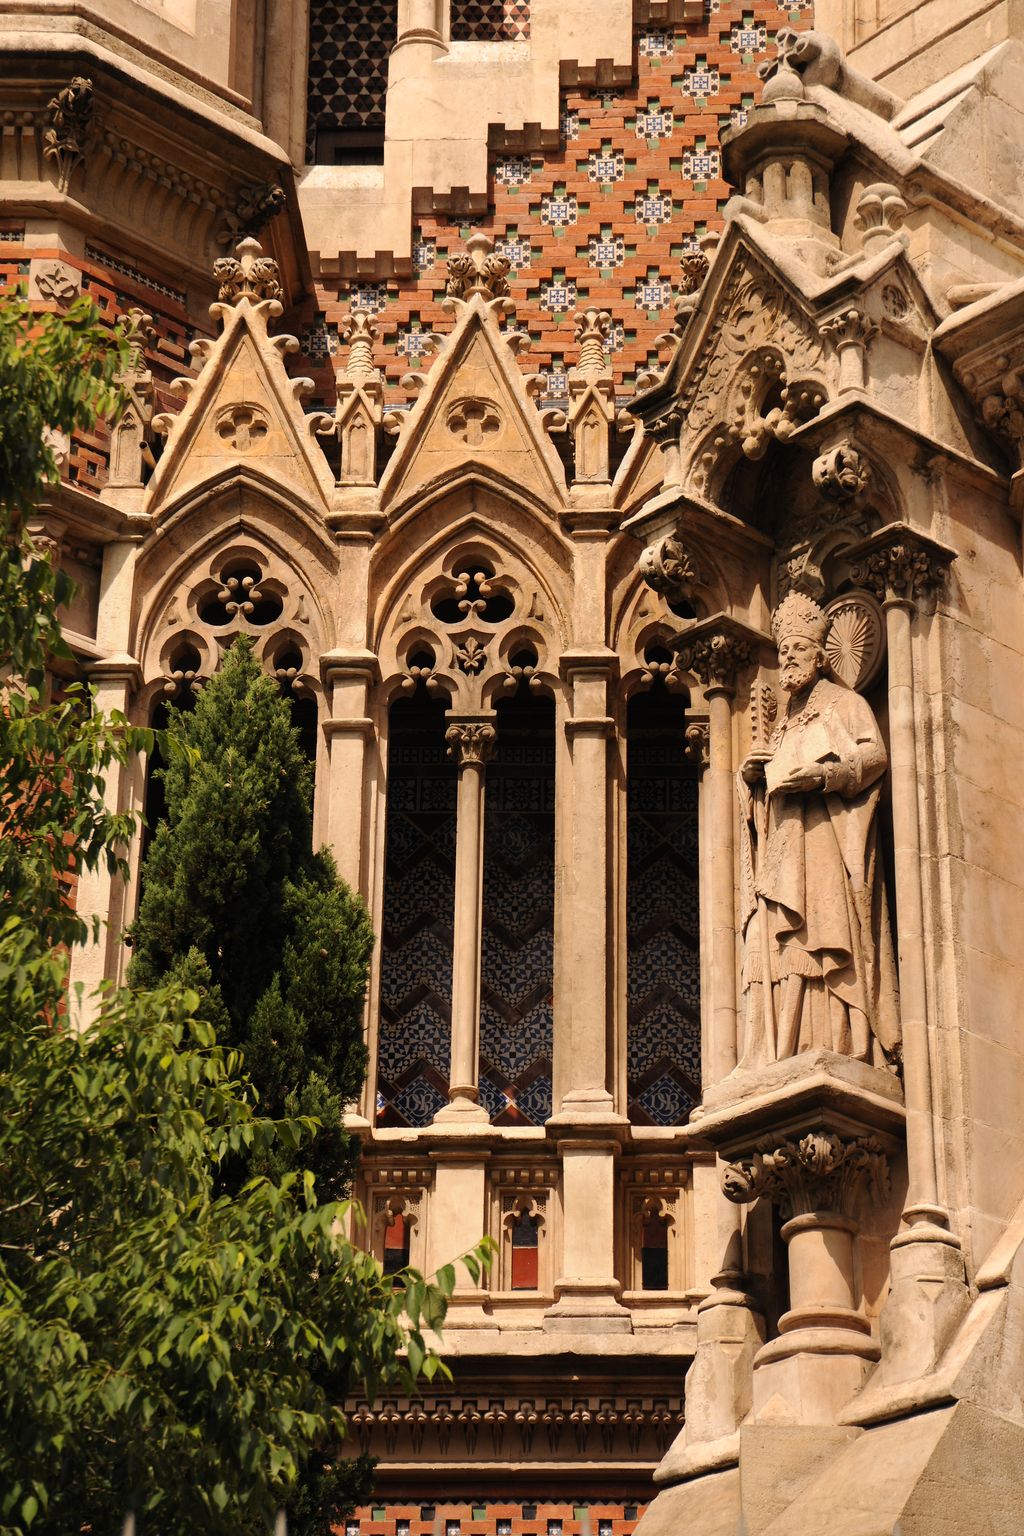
[738,677,900,1067]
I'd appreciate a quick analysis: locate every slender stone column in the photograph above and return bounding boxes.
[319,649,380,898]
[434,718,495,1122]
[848,526,970,1391]
[676,619,758,1087]
[552,650,619,1119]
[68,534,142,1026]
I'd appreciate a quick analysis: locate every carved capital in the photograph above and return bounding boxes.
[212,237,282,306]
[723,1131,889,1220]
[43,75,93,194]
[683,719,710,769]
[819,307,877,352]
[445,721,497,766]
[677,630,754,694]
[812,443,872,502]
[638,535,704,599]
[848,529,953,606]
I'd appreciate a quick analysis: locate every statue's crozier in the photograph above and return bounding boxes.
[738,592,900,1067]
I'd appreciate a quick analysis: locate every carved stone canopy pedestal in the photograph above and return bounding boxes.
[696,1053,904,1426]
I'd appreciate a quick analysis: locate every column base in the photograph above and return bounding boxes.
[547,1087,625,1126]
[543,1278,633,1333]
[752,1327,878,1425]
[432,1092,490,1124]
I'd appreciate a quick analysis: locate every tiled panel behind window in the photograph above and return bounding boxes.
[376,693,456,1126]
[479,691,555,1126]
[626,686,701,1125]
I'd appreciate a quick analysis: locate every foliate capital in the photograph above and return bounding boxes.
[819,307,877,351]
[445,720,497,766]
[848,526,954,607]
[723,1131,889,1220]
[677,626,755,694]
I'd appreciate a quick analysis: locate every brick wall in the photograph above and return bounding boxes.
[297,0,813,409]
[348,1499,650,1536]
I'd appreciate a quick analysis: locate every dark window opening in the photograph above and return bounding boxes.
[626,680,701,1126]
[376,690,456,1126]
[479,688,555,1125]
[641,1208,670,1291]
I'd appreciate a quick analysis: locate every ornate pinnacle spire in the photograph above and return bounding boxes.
[573,309,611,376]
[445,232,512,308]
[340,309,378,380]
[212,236,283,306]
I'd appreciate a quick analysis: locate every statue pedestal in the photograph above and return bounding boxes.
[695,1053,904,1428]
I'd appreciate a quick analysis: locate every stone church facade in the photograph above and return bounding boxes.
[6,0,1024,1528]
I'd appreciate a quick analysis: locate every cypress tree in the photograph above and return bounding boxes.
[129,636,372,1197]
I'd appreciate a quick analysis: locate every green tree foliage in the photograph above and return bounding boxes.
[0,295,491,1534]
[129,638,373,1196]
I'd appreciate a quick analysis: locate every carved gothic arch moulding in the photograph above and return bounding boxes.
[372,485,572,711]
[610,532,729,695]
[134,498,335,720]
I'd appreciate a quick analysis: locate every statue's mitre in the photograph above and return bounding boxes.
[771,591,829,646]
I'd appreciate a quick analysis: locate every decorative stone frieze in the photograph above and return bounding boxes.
[42,76,93,194]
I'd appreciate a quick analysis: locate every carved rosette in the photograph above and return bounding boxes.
[445,721,497,766]
[677,631,753,694]
[723,1131,889,1220]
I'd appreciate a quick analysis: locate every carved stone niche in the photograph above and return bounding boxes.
[696,1053,904,1426]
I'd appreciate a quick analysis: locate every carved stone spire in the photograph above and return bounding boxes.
[567,309,614,484]
[335,309,384,488]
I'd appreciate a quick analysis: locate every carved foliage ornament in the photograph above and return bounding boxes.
[446,232,512,308]
[217,181,287,247]
[213,237,283,306]
[43,76,93,194]
[445,721,497,766]
[850,542,948,604]
[722,1131,889,1219]
[677,631,753,692]
[812,443,871,502]
[638,535,705,599]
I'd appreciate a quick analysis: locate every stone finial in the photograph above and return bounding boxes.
[43,75,94,194]
[212,237,283,305]
[854,182,909,257]
[340,309,379,380]
[217,181,287,247]
[109,308,157,489]
[445,232,512,308]
[573,308,611,376]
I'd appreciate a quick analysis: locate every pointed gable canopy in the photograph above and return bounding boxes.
[145,238,335,521]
